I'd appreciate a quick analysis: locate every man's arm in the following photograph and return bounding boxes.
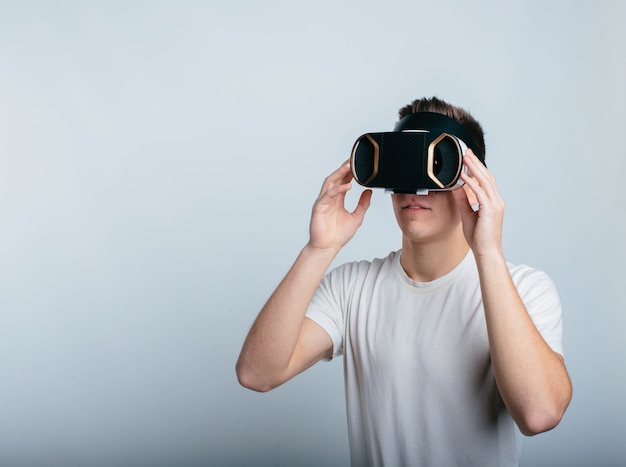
[454,150,572,436]
[475,252,571,436]
[236,161,372,392]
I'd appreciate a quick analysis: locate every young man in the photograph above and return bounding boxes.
[236,97,572,466]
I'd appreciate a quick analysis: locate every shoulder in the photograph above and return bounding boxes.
[505,262,562,313]
[506,262,564,354]
[506,262,558,293]
[320,251,400,292]
[328,250,400,278]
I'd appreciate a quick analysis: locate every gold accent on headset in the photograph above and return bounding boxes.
[351,134,379,185]
[427,133,463,188]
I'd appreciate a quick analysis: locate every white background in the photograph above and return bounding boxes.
[1,1,624,466]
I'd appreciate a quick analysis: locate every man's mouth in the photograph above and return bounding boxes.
[403,204,430,210]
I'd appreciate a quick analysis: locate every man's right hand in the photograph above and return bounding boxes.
[308,160,372,253]
[236,160,372,392]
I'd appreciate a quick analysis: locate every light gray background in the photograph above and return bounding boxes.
[1,1,624,466]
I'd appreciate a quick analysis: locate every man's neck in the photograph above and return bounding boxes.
[399,230,470,283]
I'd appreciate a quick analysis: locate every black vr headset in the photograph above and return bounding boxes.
[350,112,485,194]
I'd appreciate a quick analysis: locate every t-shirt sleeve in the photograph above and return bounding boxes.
[510,265,564,356]
[305,264,352,360]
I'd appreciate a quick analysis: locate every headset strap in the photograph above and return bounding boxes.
[393,112,485,165]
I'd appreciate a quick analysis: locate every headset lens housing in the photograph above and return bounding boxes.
[428,134,463,188]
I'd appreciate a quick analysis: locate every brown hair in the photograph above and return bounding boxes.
[398,96,486,157]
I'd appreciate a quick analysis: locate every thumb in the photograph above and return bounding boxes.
[352,189,373,220]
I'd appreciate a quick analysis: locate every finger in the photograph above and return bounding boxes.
[328,180,352,198]
[352,189,372,220]
[461,158,505,215]
[460,173,492,213]
[328,160,353,184]
[460,171,481,196]
[463,149,497,190]
[464,151,498,193]
[452,185,476,218]
[462,183,478,207]
[463,149,486,173]
[317,179,355,211]
[319,160,352,195]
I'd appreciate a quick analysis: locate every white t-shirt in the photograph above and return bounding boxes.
[306,250,563,467]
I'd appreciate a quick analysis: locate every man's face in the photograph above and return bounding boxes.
[391,191,462,243]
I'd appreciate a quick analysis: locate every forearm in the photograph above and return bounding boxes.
[237,161,371,391]
[476,253,572,435]
[236,244,337,391]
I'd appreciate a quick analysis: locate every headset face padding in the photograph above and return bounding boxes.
[351,112,485,194]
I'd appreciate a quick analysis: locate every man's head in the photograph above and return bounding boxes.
[351,97,485,194]
[390,97,484,247]
[398,97,486,159]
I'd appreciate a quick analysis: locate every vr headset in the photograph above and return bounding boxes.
[350,112,485,194]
